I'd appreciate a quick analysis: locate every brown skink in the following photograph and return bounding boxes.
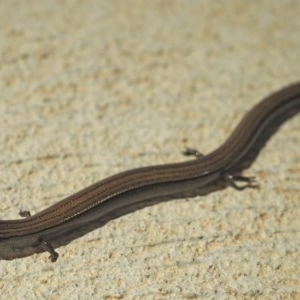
[1,82,300,261]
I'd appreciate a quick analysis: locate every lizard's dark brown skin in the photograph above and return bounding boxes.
[1,82,300,261]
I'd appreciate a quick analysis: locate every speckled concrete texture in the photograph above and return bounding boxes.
[0,1,299,299]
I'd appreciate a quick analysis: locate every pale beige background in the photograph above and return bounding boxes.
[0,1,299,299]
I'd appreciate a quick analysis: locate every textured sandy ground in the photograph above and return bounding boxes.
[0,1,299,299]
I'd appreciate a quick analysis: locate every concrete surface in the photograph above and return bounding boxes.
[0,1,299,299]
